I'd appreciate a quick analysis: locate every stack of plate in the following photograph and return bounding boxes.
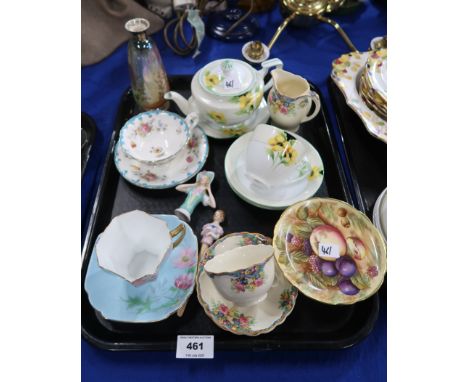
[331,49,387,143]
[358,49,387,120]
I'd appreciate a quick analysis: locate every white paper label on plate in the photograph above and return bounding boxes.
[318,243,340,259]
[176,335,214,359]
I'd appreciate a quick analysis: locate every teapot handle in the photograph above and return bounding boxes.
[259,58,283,91]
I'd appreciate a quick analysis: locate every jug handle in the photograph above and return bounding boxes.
[170,223,186,249]
[301,91,321,123]
[259,58,283,91]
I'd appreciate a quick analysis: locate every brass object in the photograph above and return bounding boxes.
[267,0,358,52]
[371,36,387,50]
[246,40,265,59]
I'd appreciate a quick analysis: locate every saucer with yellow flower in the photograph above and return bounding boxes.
[224,130,324,210]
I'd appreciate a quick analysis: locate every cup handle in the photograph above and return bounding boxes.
[184,112,199,134]
[170,223,186,249]
[301,91,321,123]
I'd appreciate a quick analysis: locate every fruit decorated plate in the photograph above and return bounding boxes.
[197,232,298,336]
[273,198,386,305]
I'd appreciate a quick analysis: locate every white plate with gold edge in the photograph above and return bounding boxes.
[373,188,387,241]
[331,51,387,143]
[273,198,387,305]
[366,49,387,103]
[114,126,208,189]
[198,98,269,139]
[224,132,324,210]
[197,232,298,336]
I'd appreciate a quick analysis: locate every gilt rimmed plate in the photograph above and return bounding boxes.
[366,49,387,102]
[273,198,386,305]
[373,188,387,241]
[84,214,198,323]
[331,51,387,143]
[224,131,324,210]
[114,126,208,189]
[197,232,298,336]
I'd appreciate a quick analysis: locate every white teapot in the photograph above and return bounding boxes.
[164,58,283,132]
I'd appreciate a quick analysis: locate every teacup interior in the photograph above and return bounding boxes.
[204,244,273,274]
[96,211,172,282]
[124,112,188,162]
[273,69,310,99]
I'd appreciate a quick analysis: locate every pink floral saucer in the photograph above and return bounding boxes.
[197,232,298,336]
[114,126,208,189]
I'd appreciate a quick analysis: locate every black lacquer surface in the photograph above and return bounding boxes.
[328,78,387,218]
[81,76,379,351]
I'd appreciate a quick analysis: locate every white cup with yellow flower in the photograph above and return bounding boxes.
[245,124,312,190]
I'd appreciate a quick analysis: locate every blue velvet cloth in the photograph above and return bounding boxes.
[82,2,386,380]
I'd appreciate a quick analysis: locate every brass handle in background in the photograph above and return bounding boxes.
[314,14,358,52]
[266,11,358,53]
[267,12,298,50]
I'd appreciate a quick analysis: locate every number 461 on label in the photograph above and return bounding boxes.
[176,335,214,359]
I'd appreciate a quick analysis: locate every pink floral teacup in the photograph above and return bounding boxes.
[204,244,275,307]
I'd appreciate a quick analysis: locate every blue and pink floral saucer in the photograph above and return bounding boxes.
[114,126,208,189]
[84,214,198,323]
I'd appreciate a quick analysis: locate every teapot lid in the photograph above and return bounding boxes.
[198,59,256,97]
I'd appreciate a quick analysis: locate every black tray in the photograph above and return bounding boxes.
[81,75,379,351]
[81,112,96,179]
[328,78,387,218]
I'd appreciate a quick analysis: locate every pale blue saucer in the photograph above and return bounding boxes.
[85,214,198,323]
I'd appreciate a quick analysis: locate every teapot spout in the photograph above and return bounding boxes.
[164,91,191,116]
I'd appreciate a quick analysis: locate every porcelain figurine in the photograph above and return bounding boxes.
[245,124,312,190]
[164,58,283,133]
[176,210,225,317]
[119,109,199,165]
[204,244,275,307]
[175,171,216,222]
[96,210,186,286]
[267,68,321,132]
[201,210,226,248]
